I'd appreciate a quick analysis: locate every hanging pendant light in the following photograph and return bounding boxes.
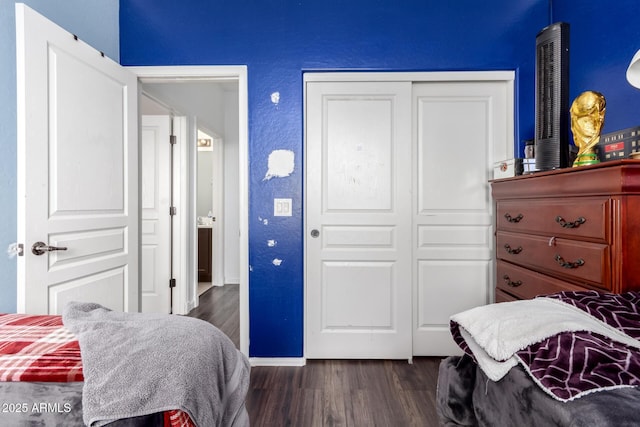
[626,49,640,88]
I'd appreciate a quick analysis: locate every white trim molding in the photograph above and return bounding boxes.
[250,358,307,367]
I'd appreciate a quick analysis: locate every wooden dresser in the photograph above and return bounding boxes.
[491,160,640,302]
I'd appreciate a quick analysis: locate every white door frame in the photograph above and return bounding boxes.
[197,125,225,289]
[303,70,514,358]
[211,135,225,288]
[129,66,249,356]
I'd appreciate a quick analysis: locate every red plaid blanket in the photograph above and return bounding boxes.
[0,313,82,382]
[0,313,194,427]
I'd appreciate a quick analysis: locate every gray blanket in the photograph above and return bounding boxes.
[0,381,84,426]
[437,355,640,427]
[62,301,250,427]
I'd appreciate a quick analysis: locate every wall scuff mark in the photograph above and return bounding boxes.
[263,149,294,180]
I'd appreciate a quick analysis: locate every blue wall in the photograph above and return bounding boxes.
[553,0,640,133]
[121,0,550,357]
[0,0,120,314]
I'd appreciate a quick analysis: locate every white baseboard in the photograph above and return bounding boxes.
[225,277,240,285]
[184,298,196,314]
[249,357,306,367]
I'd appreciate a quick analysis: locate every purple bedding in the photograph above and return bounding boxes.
[450,291,640,401]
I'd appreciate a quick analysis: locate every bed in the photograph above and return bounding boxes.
[0,302,251,426]
[436,290,640,426]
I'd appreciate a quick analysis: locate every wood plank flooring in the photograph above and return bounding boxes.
[246,358,443,426]
[188,284,444,426]
[188,283,240,348]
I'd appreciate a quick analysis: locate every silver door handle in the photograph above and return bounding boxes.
[31,241,68,256]
[310,229,320,238]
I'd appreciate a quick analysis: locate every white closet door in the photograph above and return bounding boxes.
[304,72,513,358]
[412,80,511,355]
[305,81,413,359]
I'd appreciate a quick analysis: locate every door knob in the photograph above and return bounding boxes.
[310,229,320,238]
[31,241,68,256]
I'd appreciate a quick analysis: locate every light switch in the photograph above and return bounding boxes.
[274,198,292,217]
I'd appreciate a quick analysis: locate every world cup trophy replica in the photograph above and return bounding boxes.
[570,90,606,167]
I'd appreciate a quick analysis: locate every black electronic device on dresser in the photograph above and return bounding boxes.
[535,22,570,171]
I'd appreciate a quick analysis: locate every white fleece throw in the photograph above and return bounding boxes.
[451,298,640,382]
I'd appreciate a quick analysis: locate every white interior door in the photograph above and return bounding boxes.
[305,81,413,359]
[16,4,139,314]
[141,115,171,313]
[412,80,512,355]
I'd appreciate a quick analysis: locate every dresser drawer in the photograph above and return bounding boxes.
[496,197,609,242]
[495,288,518,303]
[496,231,610,288]
[496,260,591,300]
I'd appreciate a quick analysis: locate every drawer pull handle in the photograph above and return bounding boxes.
[555,215,586,229]
[503,274,523,288]
[504,213,523,223]
[554,254,585,269]
[504,244,523,254]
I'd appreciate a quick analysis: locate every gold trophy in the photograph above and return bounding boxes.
[570,90,606,167]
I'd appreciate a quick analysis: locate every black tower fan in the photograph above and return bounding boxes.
[535,22,570,170]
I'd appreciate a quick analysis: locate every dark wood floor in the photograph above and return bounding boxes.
[246,358,443,426]
[188,285,444,426]
[188,284,240,348]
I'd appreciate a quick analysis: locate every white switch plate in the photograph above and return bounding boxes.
[274,198,292,217]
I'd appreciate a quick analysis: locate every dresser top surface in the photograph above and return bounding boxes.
[491,160,640,199]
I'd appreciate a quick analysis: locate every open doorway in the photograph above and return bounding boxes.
[196,127,224,296]
[132,66,249,356]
